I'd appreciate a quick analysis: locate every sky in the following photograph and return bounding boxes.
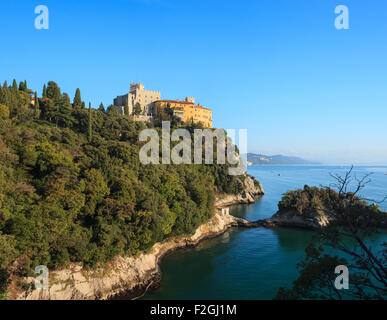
[1,0,387,165]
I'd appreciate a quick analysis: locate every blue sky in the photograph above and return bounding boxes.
[1,0,387,165]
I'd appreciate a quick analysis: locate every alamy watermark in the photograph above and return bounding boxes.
[34,5,49,30]
[334,265,349,290]
[335,5,349,30]
[34,265,49,289]
[139,122,247,176]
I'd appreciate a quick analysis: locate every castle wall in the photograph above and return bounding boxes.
[114,84,160,116]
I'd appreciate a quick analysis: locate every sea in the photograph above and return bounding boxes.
[143,166,387,300]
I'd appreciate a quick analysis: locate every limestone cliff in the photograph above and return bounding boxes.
[17,210,266,300]
[16,178,264,301]
[268,210,330,229]
[215,175,264,207]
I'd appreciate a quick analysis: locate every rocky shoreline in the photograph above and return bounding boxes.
[17,175,265,300]
[269,210,331,229]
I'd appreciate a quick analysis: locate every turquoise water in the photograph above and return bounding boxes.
[144,166,387,300]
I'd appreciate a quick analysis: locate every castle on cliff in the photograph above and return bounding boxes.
[113,83,212,128]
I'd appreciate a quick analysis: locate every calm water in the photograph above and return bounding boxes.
[144,166,387,300]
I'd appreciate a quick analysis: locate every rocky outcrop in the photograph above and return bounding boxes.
[268,210,330,229]
[215,175,264,207]
[17,189,265,300]
[268,209,387,230]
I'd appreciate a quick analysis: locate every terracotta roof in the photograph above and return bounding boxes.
[155,99,193,105]
[195,105,211,111]
[155,100,211,111]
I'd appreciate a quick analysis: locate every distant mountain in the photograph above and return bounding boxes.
[247,153,320,166]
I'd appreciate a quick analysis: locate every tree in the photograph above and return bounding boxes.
[46,81,61,100]
[98,102,105,113]
[165,103,173,117]
[82,168,110,216]
[42,84,47,98]
[0,268,10,299]
[73,88,82,109]
[124,100,130,116]
[0,81,31,119]
[11,79,18,91]
[88,102,92,142]
[39,98,56,122]
[106,105,118,115]
[276,167,387,300]
[33,92,40,116]
[133,102,142,116]
[17,80,28,93]
[0,79,251,291]
[56,93,74,127]
[0,104,9,119]
[19,81,26,92]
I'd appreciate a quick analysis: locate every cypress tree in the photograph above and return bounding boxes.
[12,79,18,91]
[88,103,92,143]
[34,92,39,108]
[98,102,105,113]
[124,100,129,116]
[43,84,47,98]
[19,80,27,92]
[34,91,40,118]
[82,101,85,109]
[73,88,82,109]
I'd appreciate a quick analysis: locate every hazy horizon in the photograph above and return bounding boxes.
[245,151,387,166]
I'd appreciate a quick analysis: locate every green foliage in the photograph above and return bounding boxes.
[0,233,17,268]
[88,102,92,142]
[12,80,18,91]
[154,104,183,127]
[133,102,142,116]
[46,81,61,100]
[0,80,253,293]
[106,105,118,116]
[0,268,10,299]
[0,83,32,119]
[0,104,9,119]
[19,81,26,92]
[278,185,369,217]
[38,83,74,127]
[124,100,130,116]
[73,88,82,109]
[276,177,387,300]
[42,84,47,98]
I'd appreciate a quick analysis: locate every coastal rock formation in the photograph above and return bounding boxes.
[266,185,387,230]
[215,175,264,207]
[17,193,264,300]
[269,210,330,229]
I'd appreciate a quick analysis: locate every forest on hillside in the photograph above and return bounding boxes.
[0,80,250,294]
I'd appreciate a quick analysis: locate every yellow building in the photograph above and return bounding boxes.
[154,97,212,128]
